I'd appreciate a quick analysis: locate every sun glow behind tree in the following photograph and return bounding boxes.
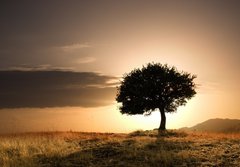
[116,63,196,130]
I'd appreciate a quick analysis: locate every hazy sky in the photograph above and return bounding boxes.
[0,0,240,133]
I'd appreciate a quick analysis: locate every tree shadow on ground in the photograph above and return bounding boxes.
[36,130,197,167]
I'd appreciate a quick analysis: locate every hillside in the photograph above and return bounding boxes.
[182,118,240,133]
[0,130,240,167]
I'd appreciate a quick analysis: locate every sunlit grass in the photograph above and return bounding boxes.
[0,130,240,167]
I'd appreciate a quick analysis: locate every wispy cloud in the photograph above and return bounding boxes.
[197,81,222,94]
[75,57,96,64]
[8,64,74,71]
[60,43,92,52]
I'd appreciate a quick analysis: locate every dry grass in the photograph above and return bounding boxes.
[0,130,240,167]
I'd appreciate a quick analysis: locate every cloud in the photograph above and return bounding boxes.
[75,57,96,64]
[8,64,75,71]
[196,81,222,94]
[0,70,118,109]
[60,43,92,52]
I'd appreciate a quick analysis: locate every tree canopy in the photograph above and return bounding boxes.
[116,63,197,130]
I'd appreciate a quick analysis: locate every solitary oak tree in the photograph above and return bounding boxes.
[116,63,196,130]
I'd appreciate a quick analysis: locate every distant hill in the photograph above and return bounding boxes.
[181,118,240,133]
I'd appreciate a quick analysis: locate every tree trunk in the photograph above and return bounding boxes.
[159,108,166,130]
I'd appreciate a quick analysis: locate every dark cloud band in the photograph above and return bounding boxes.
[0,70,117,108]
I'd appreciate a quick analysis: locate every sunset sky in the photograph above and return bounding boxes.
[0,0,240,134]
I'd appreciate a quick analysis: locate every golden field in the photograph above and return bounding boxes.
[0,130,240,167]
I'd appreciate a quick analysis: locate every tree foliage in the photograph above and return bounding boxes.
[116,63,196,129]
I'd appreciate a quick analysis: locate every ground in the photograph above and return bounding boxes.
[0,130,240,167]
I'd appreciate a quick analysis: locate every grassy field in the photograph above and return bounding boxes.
[0,130,240,167]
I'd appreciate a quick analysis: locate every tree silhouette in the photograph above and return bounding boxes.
[116,63,197,130]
